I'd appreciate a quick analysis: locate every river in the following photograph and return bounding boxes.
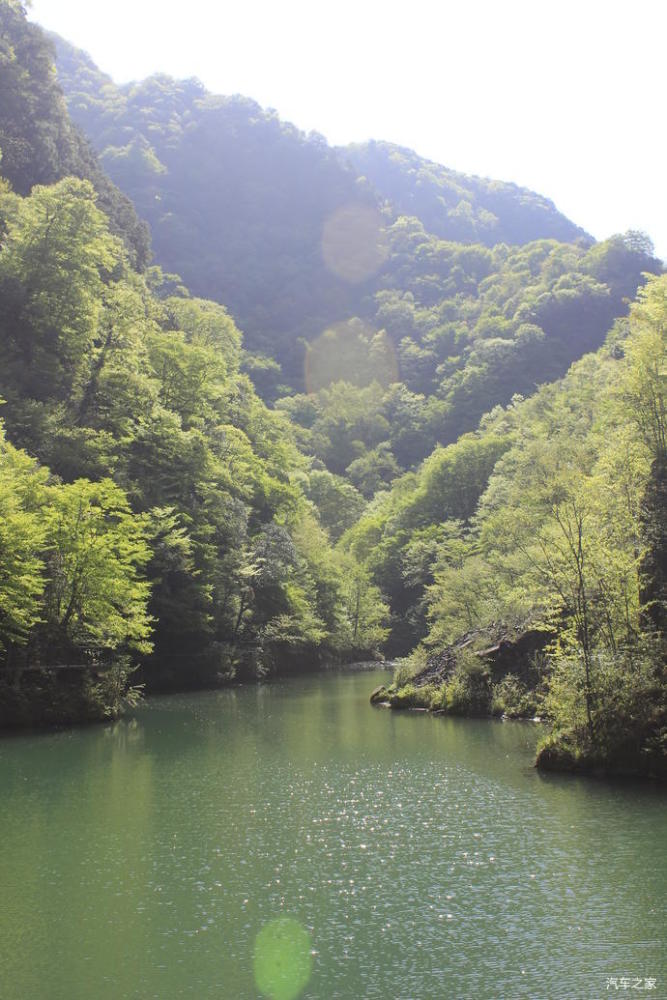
[1,667,665,999]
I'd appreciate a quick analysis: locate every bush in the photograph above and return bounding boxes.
[389,682,437,709]
[491,673,537,718]
[393,658,418,687]
[428,684,448,711]
[442,649,492,715]
[536,640,667,776]
[0,657,137,728]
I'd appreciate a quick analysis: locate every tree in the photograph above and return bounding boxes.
[0,419,48,650]
[336,554,389,651]
[41,478,152,659]
[617,276,666,462]
[346,443,400,498]
[303,469,365,542]
[0,178,121,404]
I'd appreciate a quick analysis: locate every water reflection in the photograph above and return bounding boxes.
[0,669,665,999]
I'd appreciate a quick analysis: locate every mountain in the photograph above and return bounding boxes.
[0,3,388,726]
[49,31,664,563]
[52,36,374,379]
[361,274,667,777]
[341,140,590,246]
[53,35,604,387]
[1,6,664,775]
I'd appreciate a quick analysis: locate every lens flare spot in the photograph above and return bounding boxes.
[304,318,398,393]
[322,203,389,283]
[253,918,313,1000]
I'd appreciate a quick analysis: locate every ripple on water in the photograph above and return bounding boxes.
[0,671,665,999]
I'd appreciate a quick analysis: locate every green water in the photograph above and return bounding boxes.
[1,668,665,1000]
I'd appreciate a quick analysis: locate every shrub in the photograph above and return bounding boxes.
[442,649,492,715]
[491,673,537,718]
[389,682,437,709]
[393,658,418,687]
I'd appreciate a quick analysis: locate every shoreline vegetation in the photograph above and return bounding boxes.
[370,615,666,781]
[0,650,388,732]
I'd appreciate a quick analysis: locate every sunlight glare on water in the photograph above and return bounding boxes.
[0,668,665,999]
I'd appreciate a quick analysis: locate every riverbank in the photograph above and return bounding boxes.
[370,624,667,781]
[0,648,387,732]
[370,623,551,718]
[371,687,667,781]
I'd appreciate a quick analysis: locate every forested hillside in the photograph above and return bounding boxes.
[53,35,638,392]
[51,33,663,460]
[0,1,664,777]
[0,2,387,726]
[277,228,660,488]
[342,141,589,246]
[0,5,149,267]
[368,277,666,775]
[53,35,374,381]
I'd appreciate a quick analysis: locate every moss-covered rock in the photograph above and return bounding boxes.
[370,684,389,705]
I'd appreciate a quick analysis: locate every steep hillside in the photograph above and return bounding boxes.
[0,4,388,727]
[342,140,590,246]
[364,276,667,777]
[53,36,376,379]
[52,36,613,389]
[277,228,661,497]
[2,5,663,777]
[50,32,662,505]
[0,2,150,267]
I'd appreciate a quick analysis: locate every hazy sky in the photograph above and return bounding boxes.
[29,0,666,260]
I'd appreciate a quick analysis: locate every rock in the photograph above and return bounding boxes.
[370,685,388,705]
[411,623,556,690]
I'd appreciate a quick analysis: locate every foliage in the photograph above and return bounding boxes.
[490,674,537,718]
[0,6,664,769]
[0,1,150,266]
[413,276,667,770]
[51,34,661,404]
[0,157,388,723]
[41,477,152,656]
[343,141,589,246]
[0,420,49,648]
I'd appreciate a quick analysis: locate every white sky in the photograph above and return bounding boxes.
[29,0,666,260]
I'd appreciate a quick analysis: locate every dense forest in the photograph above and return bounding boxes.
[0,1,664,777]
[0,1,388,727]
[367,278,666,774]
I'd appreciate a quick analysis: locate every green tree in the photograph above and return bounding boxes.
[0,418,48,650]
[41,478,152,658]
[0,178,121,406]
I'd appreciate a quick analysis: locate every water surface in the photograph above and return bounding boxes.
[1,668,665,999]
